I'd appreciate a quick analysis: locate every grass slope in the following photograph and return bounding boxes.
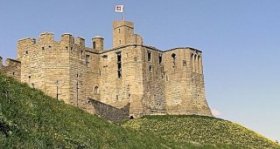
[0,74,279,148]
[0,74,178,148]
[123,115,280,149]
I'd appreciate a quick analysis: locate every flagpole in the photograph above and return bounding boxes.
[115,5,125,21]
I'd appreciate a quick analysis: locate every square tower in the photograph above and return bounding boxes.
[113,21,134,48]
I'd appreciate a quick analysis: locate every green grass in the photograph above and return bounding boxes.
[0,74,176,148]
[123,115,280,149]
[0,73,279,148]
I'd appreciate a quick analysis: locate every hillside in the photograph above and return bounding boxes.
[0,73,279,149]
[123,115,280,149]
[0,74,175,148]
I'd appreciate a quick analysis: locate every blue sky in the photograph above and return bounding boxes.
[0,0,279,141]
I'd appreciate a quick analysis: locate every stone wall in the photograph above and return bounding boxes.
[0,58,21,81]
[89,98,130,122]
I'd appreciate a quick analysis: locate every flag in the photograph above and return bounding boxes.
[115,5,124,13]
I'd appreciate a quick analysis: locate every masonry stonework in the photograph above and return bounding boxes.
[0,20,212,119]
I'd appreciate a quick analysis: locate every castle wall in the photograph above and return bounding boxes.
[0,58,21,81]
[141,47,166,115]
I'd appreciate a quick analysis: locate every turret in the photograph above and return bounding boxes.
[92,36,104,53]
[75,37,85,48]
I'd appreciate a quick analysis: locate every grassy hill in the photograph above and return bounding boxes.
[0,74,176,148]
[0,73,279,148]
[123,115,280,149]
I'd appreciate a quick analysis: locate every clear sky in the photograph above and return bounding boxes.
[0,0,279,141]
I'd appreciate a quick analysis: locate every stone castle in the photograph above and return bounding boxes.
[0,20,212,119]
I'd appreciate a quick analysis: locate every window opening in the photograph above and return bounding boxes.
[86,55,90,66]
[171,53,176,67]
[147,51,151,61]
[117,52,122,78]
[93,41,96,49]
[94,86,99,94]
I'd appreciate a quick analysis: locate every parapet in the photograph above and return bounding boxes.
[113,20,134,29]
[5,58,21,66]
[39,32,54,43]
[17,38,36,46]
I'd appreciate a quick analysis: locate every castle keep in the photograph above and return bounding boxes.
[0,20,212,119]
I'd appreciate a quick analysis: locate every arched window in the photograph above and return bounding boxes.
[94,86,99,94]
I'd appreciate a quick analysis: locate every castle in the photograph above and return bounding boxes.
[0,20,212,119]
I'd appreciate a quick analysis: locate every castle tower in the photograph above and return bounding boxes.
[92,36,104,53]
[113,21,134,48]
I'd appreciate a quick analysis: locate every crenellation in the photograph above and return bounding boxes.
[1,20,212,120]
[60,33,75,46]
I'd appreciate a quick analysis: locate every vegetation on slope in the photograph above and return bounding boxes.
[0,74,176,148]
[0,73,279,148]
[123,115,280,149]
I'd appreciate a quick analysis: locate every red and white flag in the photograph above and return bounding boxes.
[115,5,124,13]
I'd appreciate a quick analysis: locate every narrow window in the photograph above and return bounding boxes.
[118,28,121,33]
[149,65,152,72]
[116,95,119,101]
[93,41,96,49]
[183,60,187,66]
[166,75,169,81]
[159,54,162,64]
[49,45,51,48]
[119,40,121,44]
[117,52,122,78]
[65,46,68,50]
[25,51,28,54]
[171,53,176,67]
[94,86,99,94]
[147,51,151,61]
[12,72,15,75]
[86,55,90,66]
[42,47,44,50]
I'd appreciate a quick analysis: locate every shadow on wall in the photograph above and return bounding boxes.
[88,98,130,122]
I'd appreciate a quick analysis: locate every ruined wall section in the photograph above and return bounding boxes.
[0,58,21,81]
[141,47,166,115]
[163,48,212,116]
